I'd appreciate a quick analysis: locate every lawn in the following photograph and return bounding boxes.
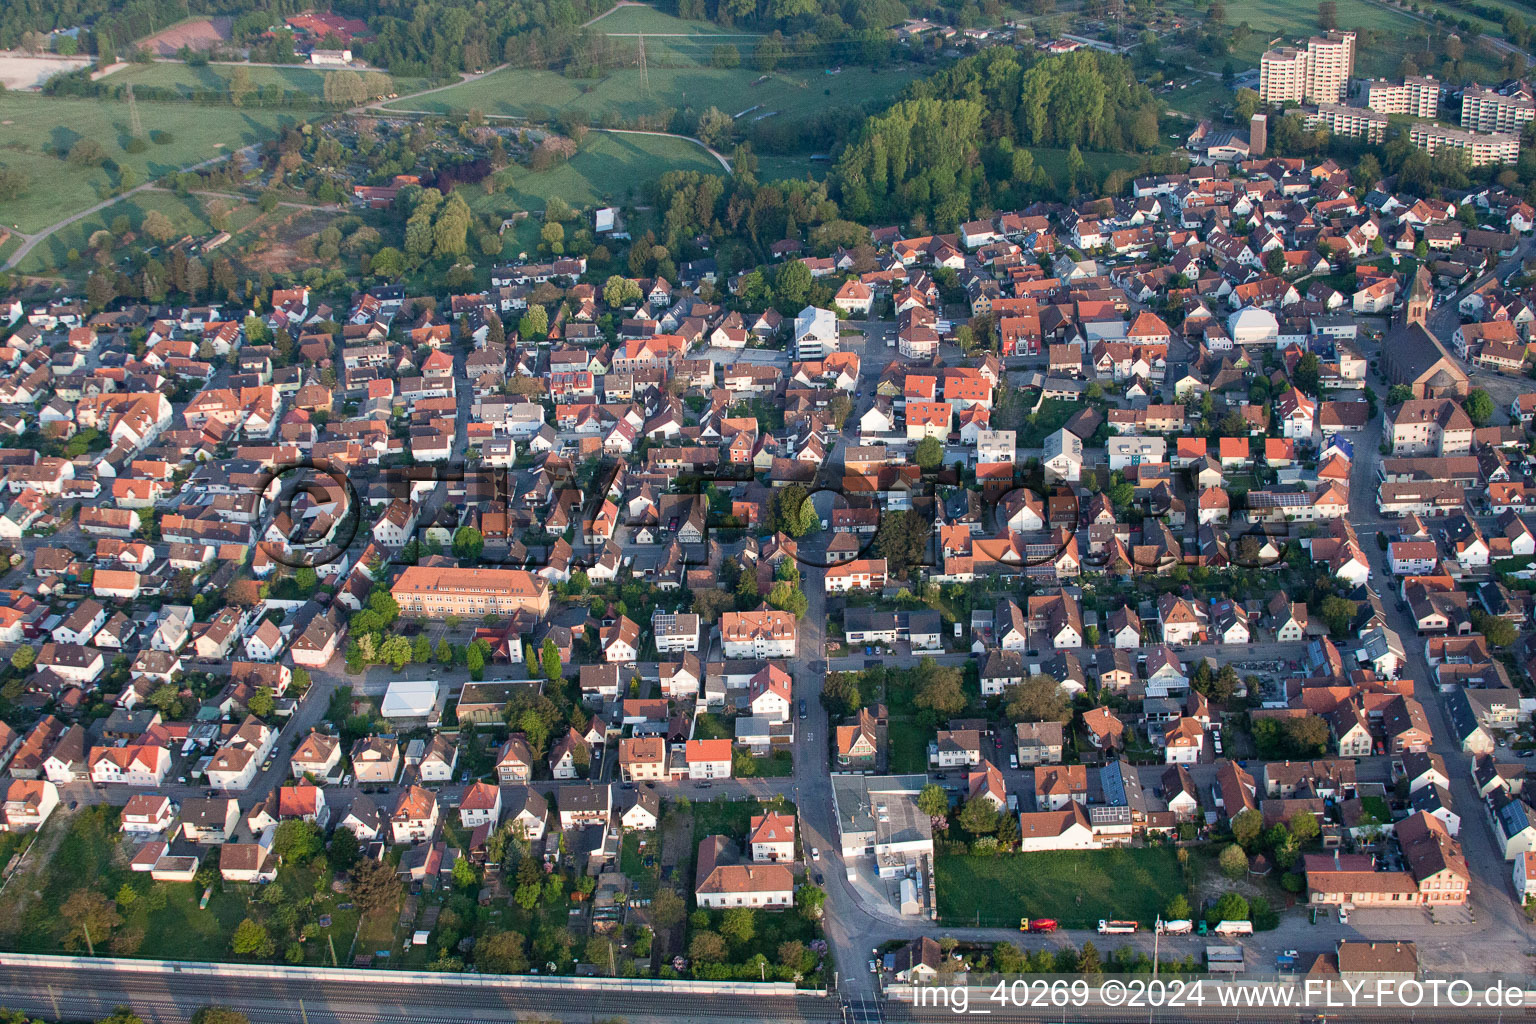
[16,188,266,274]
[690,796,797,851]
[621,831,662,898]
[935,847,1187,929]
[385,64,918,128]
[887,718,929,774]
[0,92,301,232]
[1031,147,1148,196]
[756,153,829,183]
[469,131,724,214]
[588,3,759,36]
[97,63,430,102]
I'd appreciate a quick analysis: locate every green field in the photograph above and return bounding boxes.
[386,63,917,126]
[15,189,265,274]
[936,848,1187,928]
[98,62,430,102]
[1189,0,1506,80]
[470,130,724,213]
[0,92,301,232]
[588,3,758,36]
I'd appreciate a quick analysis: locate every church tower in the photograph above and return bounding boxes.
[1404,264,1432,327]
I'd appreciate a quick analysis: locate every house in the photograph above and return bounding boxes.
[458,781,502,830]
[748,812,797,862]
[557,784,611,829]
[695,835,794,908]
[390,785,440,844]
[1163,718,1204,764]
[506,787,550,841]
[1035,764,1088,810]
[120,793,175,834]
[290,731,342,781]
[205,717,277,791]
[720,608,797,658]
[1016,802,1097,852]
[685,738,733,779]
[0,779,59,832]
[1015,721,1065,765]
[889,937,944,982]
[419,735,458,783]
[836,708,884,767]
[619,787,660,831]
[930,729,984,768]
[179,797,240,844]
[620,735,668,782]
[495,735,534,783]
[352,736,402,785]
[89,745,170,786]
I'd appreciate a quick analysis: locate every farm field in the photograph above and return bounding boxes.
[98,62,430,102]
[386,63,918,126]
[0,93,300,232]
[936,848,1187,929]
[15,189,263,274]
[471,130,725,213]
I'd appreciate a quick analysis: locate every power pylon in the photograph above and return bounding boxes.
[637,33,650,96]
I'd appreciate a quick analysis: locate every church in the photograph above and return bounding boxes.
[1381,266,1470,400]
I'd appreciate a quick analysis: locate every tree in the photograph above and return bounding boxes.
[1004,677,1070,723]
[1466,609,1516,650]
[328,827,359,869]
[1318,0,1338,29]
[1464,388,1495,427]
[231,918,274,957]
[191,1009,251,1024]
[917,784,950,817]
[61,890,120,949]
[874,509,930,578]
[958,797,999,834]
[797,882,828,921]
[349,857,401,913]
[452,526,484,561]
[1291,353,1320,395]
[412,632,432,664]
[651,887,686,928]
[720,906,756,945]
[518,305,549,340]
[246,686,275,718]
[1263,248,1286,276]
[1219,843,1249,880]
[9,645,34,671]
[322,70,368,106]
[769,483,817,537]
[1165,894,1192,921]
[913,436,943,469]
[478,930,529,973]
[775,260,812,310]
[1210,892,1250,923]
[142,209,176,243]
[1231,808,1264,849]
[690,930,728,962]
[466,643,485,679]
[272,820,323,863]
[541,638,562,681]
[1318,595,1355,637]
[912,658,967,716]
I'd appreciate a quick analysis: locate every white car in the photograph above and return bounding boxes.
[811,847,820,860]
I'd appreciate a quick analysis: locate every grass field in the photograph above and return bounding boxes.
[16,189,265,273]
[97,62,430,102]
[1188,0,1506,80]
[471,131,724,213]
[0,92,300,232]
[936,848,1187,928]
[386,63,917,127]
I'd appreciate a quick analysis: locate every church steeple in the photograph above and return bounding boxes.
[1404,264,1432,327]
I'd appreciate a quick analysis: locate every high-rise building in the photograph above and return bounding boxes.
[1259,31,1356,105]
[1408,122,1520,166]
[1363,76,1441,118]
[1460,83,1535,134]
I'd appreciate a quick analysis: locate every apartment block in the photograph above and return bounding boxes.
[1363,76,1441,118]
[1306,103,1388,143]
[1260,31,1355,105]
[1460,84,1535,135]
[1408,122,1520,166]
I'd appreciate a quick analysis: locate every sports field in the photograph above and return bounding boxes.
[0,93,299,232]
[470,130,725,214]
[97,63,429,102]
[936,848,1187,929]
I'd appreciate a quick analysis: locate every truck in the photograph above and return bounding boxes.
[1156,919,1193,935]
[1214,920,1254,937]
[1098,920,1139,935]
[1018,918,1059,933]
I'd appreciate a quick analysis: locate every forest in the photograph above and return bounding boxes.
[833,49,1165,224]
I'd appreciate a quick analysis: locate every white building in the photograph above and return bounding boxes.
[792,305,839,361]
